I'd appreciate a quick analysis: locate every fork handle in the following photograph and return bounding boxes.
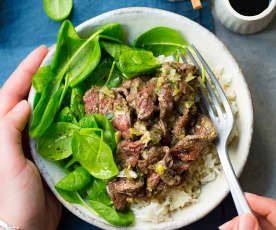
[218,145,252,215]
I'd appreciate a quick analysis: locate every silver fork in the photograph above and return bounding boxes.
[176,45,252,216]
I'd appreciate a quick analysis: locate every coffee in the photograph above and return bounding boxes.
[229,0,270,16]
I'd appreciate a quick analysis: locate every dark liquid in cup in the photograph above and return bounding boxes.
[229,0,270,16]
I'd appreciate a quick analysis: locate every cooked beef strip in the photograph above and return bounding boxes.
[171,114,216,162]
[138,146,168,174]
[84,62,217,209]
[172,109,190,137]
[107,178,144,210]
[83,86,131,139]
[117,140,145,168]
[107,180,128,211]
[158,81,174,119]
[147,172,160,192]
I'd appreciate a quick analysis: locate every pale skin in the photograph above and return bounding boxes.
[0,46,275,230]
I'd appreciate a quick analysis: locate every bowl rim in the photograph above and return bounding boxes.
[28,6,254,230]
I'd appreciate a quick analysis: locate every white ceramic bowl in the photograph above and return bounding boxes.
[28,7,254,230]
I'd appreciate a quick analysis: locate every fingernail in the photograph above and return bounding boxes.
[219,220,232,229]
[13,100,29,113]
[238,214,259,230]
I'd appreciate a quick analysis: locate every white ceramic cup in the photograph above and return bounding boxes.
[213,0,276,34]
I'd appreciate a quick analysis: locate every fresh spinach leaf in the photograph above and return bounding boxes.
[134,27,189,56]
[32,66,55,93]
[78,114,99,129]
[30,21,114,138]
[33,92,41,109]
[43,0,73,21]
[80,114,116,151]
[99,35,124,44]
[71,131,118,179]
[117,50,161,79]
[99,23,123,41]
[88,201,134,226]
[56,167,92,191]
[56,187,97,215]
[57,106,77,124]
[85,56,123,89]
[87,179,112,206]
[30,85,64,138]
[92,114,116,151]
[70,87,85,121]
[51,20,102,87]
[37,122,79,161]
[100,40,131,61]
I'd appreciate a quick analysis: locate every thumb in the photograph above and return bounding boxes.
[219,214,259,230]
[0,100,31,179]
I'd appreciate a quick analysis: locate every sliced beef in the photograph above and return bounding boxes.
[158,81,174,118]
[172,109,190,137]
[86,62,217,205]
[112,93,132,139]
[171,114,216,162]
[83,87,101,114]
[192,114,216,140]
[126,78,143,108]
[107,180,127,211]
[117,140,145,168]
[134,78,157,120]
[84,86,131,139]
[138,146,168,174]
[107,178,144,210]
[147,173,160,192]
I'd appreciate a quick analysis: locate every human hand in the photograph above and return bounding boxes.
[219,193,276,230]
[0,46,61,230]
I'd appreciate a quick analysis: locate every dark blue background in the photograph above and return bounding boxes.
[0,0,237,229]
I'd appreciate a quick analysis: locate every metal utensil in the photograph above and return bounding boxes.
[176,45,252,215]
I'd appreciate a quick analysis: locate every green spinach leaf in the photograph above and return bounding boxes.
[56,187,97,215]
[134,27,189,56]
[32,66,55,93]
[44,0,73,21]
[37,122,79,161]
[117,50,161,79]
[51,20,102,87]
[30,21,113,138]
[57,106,77,124]
[78,114,99,129]
[85,56,123,89]
[80,114,116,151]
[30,85,64,138]
[87,179,112,206]
[71,131,118,179]
[92,114,116,151]
[99,23,123,41]
[33,92,41,109]
[100,40,131,61]
[56,167,92,191]
[70,87,85,121]
[88,201,134,226]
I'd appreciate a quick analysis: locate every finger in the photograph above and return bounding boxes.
[246,193,276,226]
[219,216,239,230]
[258,216,276,230]
[219,214,259,230]
[0,100,31,179]
[0,45,48,118]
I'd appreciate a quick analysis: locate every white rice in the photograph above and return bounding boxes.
[130,56,239,223]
